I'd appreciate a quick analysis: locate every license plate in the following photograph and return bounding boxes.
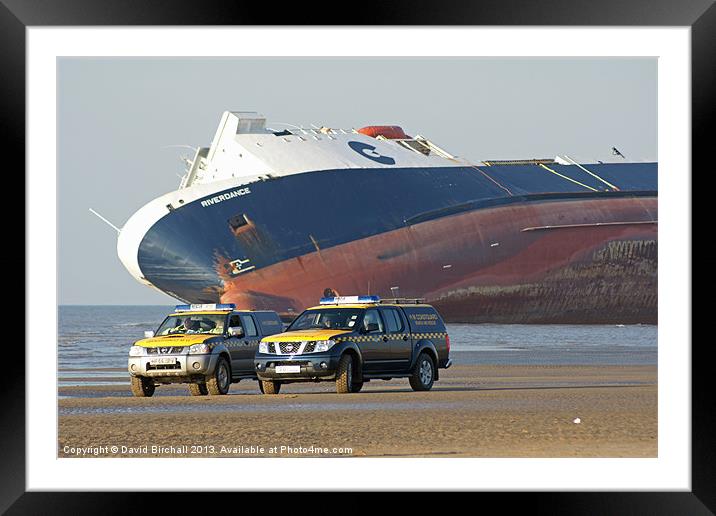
[149,357,176,365]
[275,365,301,374]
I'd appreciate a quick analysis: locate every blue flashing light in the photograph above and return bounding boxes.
[319,295,380,305]
[175,303,236,312]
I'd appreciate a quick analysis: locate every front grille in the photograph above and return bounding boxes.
[265,341,321,354]
[279,342,302,354]
[147,346,185,355]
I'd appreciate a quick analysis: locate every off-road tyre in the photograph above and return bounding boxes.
[189,383,208,396]
[351,381,364,393]
[261,380,281,395]
[336,354,355,394]
[409,353,435,391]
[206,357,231,395]
[130,376,155,397]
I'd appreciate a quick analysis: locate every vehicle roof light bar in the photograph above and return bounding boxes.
[175,303,236,312]
[319,296,380,305]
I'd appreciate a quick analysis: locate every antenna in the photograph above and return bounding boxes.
[89,208,121,234]
[161,144,199,152]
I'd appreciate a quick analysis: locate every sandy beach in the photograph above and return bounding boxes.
[58,364,656,458]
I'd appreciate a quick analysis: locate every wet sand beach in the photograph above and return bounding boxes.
[58,364,657,458]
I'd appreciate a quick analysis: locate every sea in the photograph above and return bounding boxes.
[58,305,657,389]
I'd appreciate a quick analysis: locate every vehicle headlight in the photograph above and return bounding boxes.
[188,343,210,354]
[129,346,145,357]
[314,339,336,353]
[258,341,269,354]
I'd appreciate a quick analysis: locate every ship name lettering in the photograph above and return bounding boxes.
[201,187,251,208]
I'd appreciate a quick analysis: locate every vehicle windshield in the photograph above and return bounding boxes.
[287,308,363,331]
[156,313,226,335]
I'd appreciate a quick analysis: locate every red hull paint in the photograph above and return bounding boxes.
[218,197,657,323]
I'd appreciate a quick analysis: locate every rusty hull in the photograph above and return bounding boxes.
[218,196,657,324]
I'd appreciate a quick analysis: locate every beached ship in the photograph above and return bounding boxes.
[116,111,657,323]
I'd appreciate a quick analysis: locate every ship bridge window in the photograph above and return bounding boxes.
[228,213,253,237]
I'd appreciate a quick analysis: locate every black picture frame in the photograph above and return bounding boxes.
[6,0,708,512]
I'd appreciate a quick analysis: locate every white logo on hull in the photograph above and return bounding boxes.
[200,187,251,208]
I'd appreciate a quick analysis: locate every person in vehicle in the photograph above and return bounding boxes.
[321,313,338,329]
[168,317,197,334]
[362,309,384,332]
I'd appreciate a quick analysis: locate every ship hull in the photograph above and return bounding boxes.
[122,162,657,323]
[219,196,657,323]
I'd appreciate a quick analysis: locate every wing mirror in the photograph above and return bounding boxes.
[362,323,380,333]
[144,330,155,338]
[228,326,244,337]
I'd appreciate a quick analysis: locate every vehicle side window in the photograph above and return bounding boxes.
[362,309,385,333]
[403,307,446,333]
[382,308,405,333]
[228,315,242,329]
[240,315,258,337]
[255,313,283,336]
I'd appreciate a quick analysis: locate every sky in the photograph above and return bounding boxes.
[57,57,657,305]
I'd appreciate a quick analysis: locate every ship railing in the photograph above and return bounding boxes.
[268,126,354,136]
[481,158,556,166]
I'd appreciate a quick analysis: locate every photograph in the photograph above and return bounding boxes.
[57,56,658,459]
[2,0,705,504]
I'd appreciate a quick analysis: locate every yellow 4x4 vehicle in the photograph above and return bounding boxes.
[128,304,283,397]
[255,296,452,394]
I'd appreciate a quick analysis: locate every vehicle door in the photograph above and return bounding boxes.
[237,314,260,374]
[379,306,412,370]
[225,313,245,374]
[358,308,389,372]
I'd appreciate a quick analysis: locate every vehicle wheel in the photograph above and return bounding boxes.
[260,380,281,394]
[130,376,155,397]
[409,353,435,391]
[189,383,208,396]
[336,354,355,394]
[351,381,364,393]
[206,357,231,395]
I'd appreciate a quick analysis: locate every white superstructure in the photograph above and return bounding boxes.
[179,111,461,188]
